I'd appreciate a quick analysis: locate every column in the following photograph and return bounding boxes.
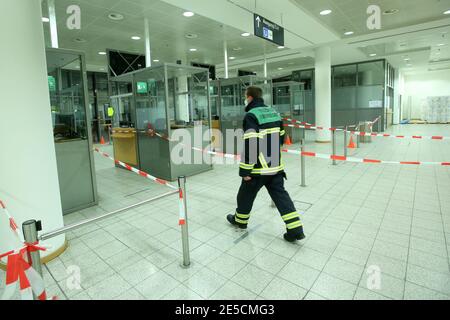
[0,0,65,260]
[315,46,332,142]
[145,18,151,67]
[223,40,229,79]
[48,0,59,48]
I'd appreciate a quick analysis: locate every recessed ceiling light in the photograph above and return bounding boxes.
[241,32,251,37]
[277,46,285,49]
[189,48,197,52]
[278,67,284,70]
[437,43,445,47]
[98,52,107,55]
[183,11,195,17]
[320,9,332,16]
[185,33,198,39]
[229,57,236,60]
[383,9,399,15]
[153,59,160,62]
[404,58,410,61]
[108,13,124,21]
[233,47,242,51]
[131,36,141,40]
[444,10,450,15]
[344,31,354,36]
[42,17,50,23]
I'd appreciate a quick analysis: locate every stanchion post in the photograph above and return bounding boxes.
[344,126,348,158]
[378,118,382,133]
[23,220,43,300]
[300,139,306,187]
[332,129,337,165]
[178,176,191,267]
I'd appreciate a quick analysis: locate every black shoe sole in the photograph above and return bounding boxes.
[227,214,247,229]
[284,232,306,243]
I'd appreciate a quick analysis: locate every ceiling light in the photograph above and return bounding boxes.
[131,36,141,40]
[229,57,236,60]
[108,13,124,21]
[183,11,195,17]
[98,52,107,55]
[153,59,160,62]
[369,53,377,57]
[444,10,450,15]
[278,46,285,49]
[437,43,445,47]
[42,17,50,23]
[383,9,399,15]
[185,33,198,39]
[278,67,284,70]
[241,32,251,37]
[233,47,242,51]
[404,58,410,61]
[344,31,354,36]
[189,48,197,52]
[320,10,332,16]
[73,38,86,43]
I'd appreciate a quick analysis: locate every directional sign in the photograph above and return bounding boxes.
[254,14,284,47]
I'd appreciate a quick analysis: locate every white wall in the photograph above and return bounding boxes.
[403,70,450,120]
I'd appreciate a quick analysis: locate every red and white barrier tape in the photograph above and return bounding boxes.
[0,200,24,243]
[178,189,186,226]
[282,118,313,127]
[93,148,177,190]
[284,123,450,141]
[282,149,450,166]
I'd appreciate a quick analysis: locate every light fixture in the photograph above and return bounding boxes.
[189,48,197,52]
[278,67,284,70]
[131,36,141,40]
[444,10,450,15]
[369,53,377,57]
[229,57,236,60]
[42,17,50,23]
[185,33,198,39]
[404,57,410,61]
[437,43,445,47]
[344,31,354,36]
[277,46,285,49]
[98,51,107,55]
[74,38,86,43]
[383,9,399,15]
[320,9,332,16]
[183,11,195,17]
[233,47,242,51]
[153,59,160,62]
[241,32,251,37]
[108,13,124,21]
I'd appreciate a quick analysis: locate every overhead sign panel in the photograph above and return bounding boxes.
[253,14,284,47]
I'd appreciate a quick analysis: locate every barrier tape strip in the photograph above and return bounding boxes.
[0,200,24,243]
[283,123,450,141]
[178,189,186,226]
[93,148,178,190]
[282,149,450,166]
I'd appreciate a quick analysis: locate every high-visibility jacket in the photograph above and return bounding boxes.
[239,98,285,177]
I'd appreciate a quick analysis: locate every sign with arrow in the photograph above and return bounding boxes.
[253,14,284,46]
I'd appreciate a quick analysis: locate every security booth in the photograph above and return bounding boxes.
[46,48,98,215]
[273,81,306,143]
[110,63,213,181]
[211,76,273,155]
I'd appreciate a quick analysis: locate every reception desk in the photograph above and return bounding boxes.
[111,128,138,166]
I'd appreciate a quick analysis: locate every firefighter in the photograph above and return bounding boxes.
[226,86,305,242]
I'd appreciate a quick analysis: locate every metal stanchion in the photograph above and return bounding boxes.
[178,176,191,267]
[344,126,348,158]
[332,129,337,165]
[23,220,43,300]
[378,118,382,133]
[300,139,306,187]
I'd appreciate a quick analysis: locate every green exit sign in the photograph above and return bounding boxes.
[48,76,56,92]
[137,81,148,94]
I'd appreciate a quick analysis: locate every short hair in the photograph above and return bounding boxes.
[246,86,263,99]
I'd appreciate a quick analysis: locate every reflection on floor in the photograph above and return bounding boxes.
[1,124,449,300]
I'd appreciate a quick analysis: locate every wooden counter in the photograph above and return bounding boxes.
[111,128,138,166]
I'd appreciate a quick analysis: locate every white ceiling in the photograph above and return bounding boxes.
[41,0,450,77]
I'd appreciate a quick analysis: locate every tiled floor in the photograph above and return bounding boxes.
[1,124,449,300]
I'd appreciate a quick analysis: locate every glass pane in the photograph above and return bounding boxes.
[358,61,384,86]
[333,65,357,87]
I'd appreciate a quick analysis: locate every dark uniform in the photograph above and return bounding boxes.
[227,97,305,242]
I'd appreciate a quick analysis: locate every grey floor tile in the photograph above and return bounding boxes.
[250,250,290,275]
[278,261,320,290]
[105,248,144,272]
[232,264,275,295]
[115,288,146,300]
[210,281,258,300]
[304,291,328,300]
[135,270,180,299]
[408,249,450,274]
[311,273,357,300]
[182,265,226,297]
[266,238,302,259]
[366,253,407,280]
[118,259,159,286]
[323,257,365,285]
[85,274,132,300]
[359,271,405,300]
[260,277,308,300]
[332,243,371,267]
[410,237,448,258]
[162,284,203,300]
[371,240,409,262]
[190,243,224,266]
[95,240,129,260]
[292,247,330,271]
[207,253,247,279]
[164,261,205,283]
[404,282,450,300]
[406,264,450,296]
[354,287,391,300]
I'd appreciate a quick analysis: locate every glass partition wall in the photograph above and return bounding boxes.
[46,48,98,214]
[110,63,213,181]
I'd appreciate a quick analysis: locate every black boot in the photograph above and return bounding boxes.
[284,226,306,243]
[227,214,247,229]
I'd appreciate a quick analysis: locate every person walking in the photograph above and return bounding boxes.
[226,86,305,242]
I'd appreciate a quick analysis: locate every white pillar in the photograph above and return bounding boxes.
[0,0,65,260]
[223,40,229,79]
[145,18,151,67]
[264,57,268,78]
[315,46,332,142]
[48,0,59,48]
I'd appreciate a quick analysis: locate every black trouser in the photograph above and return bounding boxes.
[234,173,303,234]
